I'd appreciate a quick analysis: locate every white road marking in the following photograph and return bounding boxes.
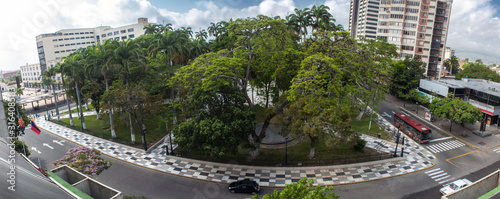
[430,137,453,142]
[43,143,53,149]
[53,140,64,146]
[31,147,41,154]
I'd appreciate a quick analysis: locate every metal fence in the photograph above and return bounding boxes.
[173,152,394,167]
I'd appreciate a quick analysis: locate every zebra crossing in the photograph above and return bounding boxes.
[425,168,454,184]
[426,140,466,154]
[493,147,500,154]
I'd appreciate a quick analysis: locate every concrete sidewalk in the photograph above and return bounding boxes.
[32,111,436,187]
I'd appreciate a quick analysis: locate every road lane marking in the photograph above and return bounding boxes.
[43,143,54,149]
[31,147,41,154]
[430,137,453,143]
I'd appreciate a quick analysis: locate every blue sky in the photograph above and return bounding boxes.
[1,0,499,71]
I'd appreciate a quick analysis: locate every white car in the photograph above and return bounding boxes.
[440,178,473,195]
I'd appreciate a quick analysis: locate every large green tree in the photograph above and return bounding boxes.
[252,178,340,199]
[174,84,255,158]
[389,58,426,98]
[432,97,483,136]
[455,62,500,82]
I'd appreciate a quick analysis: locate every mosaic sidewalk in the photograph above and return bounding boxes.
[34,115,436,187]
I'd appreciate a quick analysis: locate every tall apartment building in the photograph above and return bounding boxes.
[348,0,453,77]
[35,18,149,73]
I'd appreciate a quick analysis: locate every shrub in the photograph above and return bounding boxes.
[14,140,30,157]
[353,138,366,151]
[52,146,112,177]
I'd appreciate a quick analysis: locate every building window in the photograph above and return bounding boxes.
[121,36,127,40]
[108,33,112,36]
[58,39,63,41]
[55,51,59,53]
[69,33,74,35]
[129,34,135,39]
[70,38,74,40]
[85,32,89,34]
[114,31,119,35]
[71,43,75,45]
[75,32,80,35]
[120,29,126,33]
[115,37,119,40]
[102,34,106,38]
[128,28,134,32]
[64,38,69,40]
[52,39,58,42]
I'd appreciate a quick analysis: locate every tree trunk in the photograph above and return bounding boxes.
[255,99,289,143]
[308,136,317,159]
[461,123,466,137]
[106,80,116,139]
[75,80,86,130]
[126,79,135,144]
[52,85,60,121]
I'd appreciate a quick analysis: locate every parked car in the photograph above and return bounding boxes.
[440,178,473,195]
[472,130,492,137]
[228,179,260,194]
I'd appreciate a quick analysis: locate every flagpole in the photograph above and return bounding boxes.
[32,116,41,168]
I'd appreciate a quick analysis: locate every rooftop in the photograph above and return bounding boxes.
[429,78,500,97]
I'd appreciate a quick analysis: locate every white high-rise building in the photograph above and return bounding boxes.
[35,18,150,72]
[348,0,453,77]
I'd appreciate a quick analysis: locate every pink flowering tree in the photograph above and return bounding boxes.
[52,146,112,177]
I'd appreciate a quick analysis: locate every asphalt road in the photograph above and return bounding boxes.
[21,126,277,199]
[0,140,73,199]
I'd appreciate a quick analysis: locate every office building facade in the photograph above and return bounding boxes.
[348,0,453,77]
[35,18,149,73]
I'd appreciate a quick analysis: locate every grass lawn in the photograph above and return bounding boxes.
[351,110,393,140]
[70,104,95,114]
[54,111,168,149]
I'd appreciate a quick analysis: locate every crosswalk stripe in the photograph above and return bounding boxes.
[493,148,500,152]
[431,172,448,179]
[426,140,466,154]
[435,175,451,182]
[425,168,442,174]
[428,170,444,176]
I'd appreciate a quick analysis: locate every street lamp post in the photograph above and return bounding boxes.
[393,131,400,157]
[46,106,49,120]
[285,137,289,166]
[416,102,419,114]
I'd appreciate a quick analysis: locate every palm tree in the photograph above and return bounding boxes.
[55,62,74,126]
[288,8,311,41]
[41,66,61,121]
[449,55,459,74]
[153,29,189,66]
[180,27,193,38]
[208,22,217,37]
[91,40,118,138]
[63,53,86,130]
[195,29,208,40]
[310,5,333,33]
[110,39,146,144]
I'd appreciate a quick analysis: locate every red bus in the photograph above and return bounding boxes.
[394,112,432,144]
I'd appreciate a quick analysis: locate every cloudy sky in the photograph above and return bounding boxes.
[1,0,499,71]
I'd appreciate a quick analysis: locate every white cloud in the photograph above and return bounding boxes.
[447,0,500,64]
[324,0,350,30]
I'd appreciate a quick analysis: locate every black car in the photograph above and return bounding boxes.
[228,179,260,194]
